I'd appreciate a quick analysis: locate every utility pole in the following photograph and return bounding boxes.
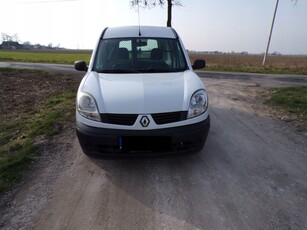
[262,0,279,66]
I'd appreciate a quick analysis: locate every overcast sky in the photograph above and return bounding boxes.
[1,0,306,54]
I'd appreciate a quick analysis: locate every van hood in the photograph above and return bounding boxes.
[81,71,203,114]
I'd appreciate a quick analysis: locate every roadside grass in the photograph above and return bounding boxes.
[265,86,307,123]
[0,68,79,192]
[0,92,76,192]
[205,65,307,75]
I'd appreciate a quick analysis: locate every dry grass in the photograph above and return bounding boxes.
[189,53,307,75]
[189,53,307,68]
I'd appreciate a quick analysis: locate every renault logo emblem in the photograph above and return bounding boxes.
[140,116,150,127]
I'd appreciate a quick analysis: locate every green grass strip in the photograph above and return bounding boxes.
[0,92,76,192]
[266,86,307,121]
[205,65,307,75]
[0,51,91,64]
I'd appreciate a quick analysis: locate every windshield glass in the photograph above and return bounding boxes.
[93,37,188,73]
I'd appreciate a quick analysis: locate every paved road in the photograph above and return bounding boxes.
[1,61,307,84]
[0,62,77,73]
[1,63,307,229]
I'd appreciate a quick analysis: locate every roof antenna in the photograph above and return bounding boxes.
[137,0,142,36]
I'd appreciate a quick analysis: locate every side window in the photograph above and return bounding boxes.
[119,40,132,60]
[119,40,132,51]
[139,39,158,51]
[136,39,158,59]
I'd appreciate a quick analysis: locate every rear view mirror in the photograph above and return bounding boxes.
[74,60,88,71]
[136,39,148,47]
[192,59,206,70]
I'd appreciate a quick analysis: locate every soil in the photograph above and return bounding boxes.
[0,68,81,228]
[0,68,307,229]
[0,70,80,121]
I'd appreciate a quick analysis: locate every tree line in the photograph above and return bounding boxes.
[0,33,60,50]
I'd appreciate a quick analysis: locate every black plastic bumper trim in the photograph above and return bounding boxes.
[76,116,210,157]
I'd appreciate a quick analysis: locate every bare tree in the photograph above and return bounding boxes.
[12,33,19,42]
[1,33,19,42]
[130,0,182,27]
[1,33,12,42]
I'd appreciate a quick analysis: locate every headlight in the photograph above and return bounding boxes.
[187,89,208,119]
[77,92,101,121]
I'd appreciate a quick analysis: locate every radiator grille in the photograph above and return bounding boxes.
[100,111,187,126]
[151,111,187,125]
[100,114,138,126]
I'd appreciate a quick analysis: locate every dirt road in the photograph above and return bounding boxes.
[1,70,307,229]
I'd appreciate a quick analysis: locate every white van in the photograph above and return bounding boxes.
[75,26,210,156]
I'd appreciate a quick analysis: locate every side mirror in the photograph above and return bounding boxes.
[192,59,206,70]
[74,60,88,71]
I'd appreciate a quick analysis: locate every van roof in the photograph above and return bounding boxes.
[102,26,177,39]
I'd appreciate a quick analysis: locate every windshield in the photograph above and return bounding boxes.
[93,37,188,73]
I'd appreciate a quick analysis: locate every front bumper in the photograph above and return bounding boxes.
[76,116,210,157]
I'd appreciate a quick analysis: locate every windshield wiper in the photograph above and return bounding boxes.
[96,69,140,73]
[137,68,187,73]
[95,68,187,73]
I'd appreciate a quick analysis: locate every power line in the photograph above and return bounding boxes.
[12,0,78,4]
